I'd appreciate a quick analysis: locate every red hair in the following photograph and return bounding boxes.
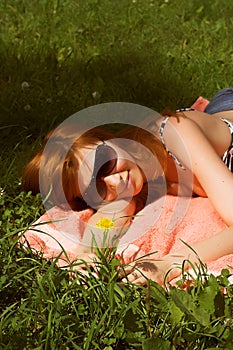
[23,123,168,211]
[22,126,113,211]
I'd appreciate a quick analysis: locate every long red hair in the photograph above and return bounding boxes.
[22,123,168,212]
[23,126,113,211]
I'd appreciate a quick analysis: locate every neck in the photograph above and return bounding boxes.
[164,154,179,184]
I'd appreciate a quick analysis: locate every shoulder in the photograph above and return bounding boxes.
[162,113,203,147]
[162,108,227,144]
[162,113,221,173]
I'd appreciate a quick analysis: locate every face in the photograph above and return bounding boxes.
[77,141,145,206]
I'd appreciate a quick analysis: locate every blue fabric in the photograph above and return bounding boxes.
[204,87,233,114]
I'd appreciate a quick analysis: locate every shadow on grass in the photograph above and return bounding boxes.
[0,49,196,138]
[0,48,200,187]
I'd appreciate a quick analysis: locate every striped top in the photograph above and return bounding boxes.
[159,108,233,173]
[221,118,233,172]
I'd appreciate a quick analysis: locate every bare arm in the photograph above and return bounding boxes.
[125,115,233,285]
[159,116,233,279]
[164,115,233,225]
[124,224,233,285]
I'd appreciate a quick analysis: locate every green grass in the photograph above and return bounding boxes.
[1,0,233,348]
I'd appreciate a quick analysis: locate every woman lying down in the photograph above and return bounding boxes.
[22,88,233,285]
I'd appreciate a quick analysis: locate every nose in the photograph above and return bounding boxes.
[103,171,128,197]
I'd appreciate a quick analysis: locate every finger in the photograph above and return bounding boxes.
[72,262,91,271]
[74,255,100,268]
[75,269,99,280]
[118,264,136,278]
[69,270,99,289]
[126,272,138,283]
[83,255,100,264]
[132,276,148,285]
[122,270,140,283]
[122,272,148,285]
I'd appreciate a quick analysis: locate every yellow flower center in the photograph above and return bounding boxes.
[96,217,115,231]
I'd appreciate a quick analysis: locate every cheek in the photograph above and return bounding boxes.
[117,159,139,172]
[130,165,145,194]
[116,158,130,171]
[116,159,145,194]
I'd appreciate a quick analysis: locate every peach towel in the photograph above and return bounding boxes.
[117,196,233,275]
[21,195,233,277]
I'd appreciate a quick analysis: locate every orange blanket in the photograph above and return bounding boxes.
[116,196,233,274]
[21,195,233,278]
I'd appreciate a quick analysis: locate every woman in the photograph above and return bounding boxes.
[23,87,233,285]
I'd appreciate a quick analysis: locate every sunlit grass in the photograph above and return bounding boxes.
[1,0,233,348]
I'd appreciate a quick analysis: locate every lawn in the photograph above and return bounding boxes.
[1,0,233,348]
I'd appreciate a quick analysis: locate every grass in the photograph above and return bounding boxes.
[1,0,233,348]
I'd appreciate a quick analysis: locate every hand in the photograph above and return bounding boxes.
[70,252,100,280]
[121,255,183,286]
